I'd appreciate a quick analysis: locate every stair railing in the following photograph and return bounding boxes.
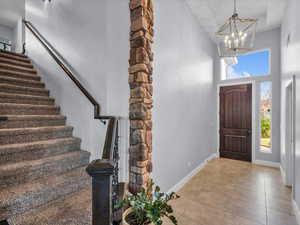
[87,118,121,225]
[0,39,12,51]
[23,20,122,225]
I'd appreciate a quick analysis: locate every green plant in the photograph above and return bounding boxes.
[116,180,179,225]
[261,116,271,138]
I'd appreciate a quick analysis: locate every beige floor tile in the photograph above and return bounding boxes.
[169,158,296,225]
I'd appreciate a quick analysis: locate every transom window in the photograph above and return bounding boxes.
[221,50,270,80]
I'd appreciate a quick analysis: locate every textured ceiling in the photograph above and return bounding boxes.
[186,0,287,40]
[0,0,25,28]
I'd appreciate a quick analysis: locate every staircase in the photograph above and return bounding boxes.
[0,50,92,225]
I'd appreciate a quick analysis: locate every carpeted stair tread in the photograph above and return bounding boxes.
[0,114,66,129]
[0,167,91,221]
[0,53,30,64]
[0,69,40,81]
[0,114,65,121]
[0,56,33,68]
[0,62,37,74]
[8,187,92,225]
[0,137,81,164]
[0,83,49,96]
[0,103,60,115]
[0,150,90,189]
[0,92,55,105]
[0,51,30,62]
[0,125,74,145]
[0,75,45,88]
[0,50,29,58]
[0,52,93,224]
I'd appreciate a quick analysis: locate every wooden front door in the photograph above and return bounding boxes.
[219,84,252,162]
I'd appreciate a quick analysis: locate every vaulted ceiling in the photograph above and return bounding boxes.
[186,0,287,40]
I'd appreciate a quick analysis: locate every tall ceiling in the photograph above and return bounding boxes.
[0,0,25,28]
[186,0,287,40]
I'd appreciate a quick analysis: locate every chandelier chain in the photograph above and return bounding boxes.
[234,0,237,14]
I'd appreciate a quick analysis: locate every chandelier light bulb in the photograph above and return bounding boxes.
[228,40,232,48]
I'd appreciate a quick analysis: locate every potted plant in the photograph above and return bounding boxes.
[116,180,179,225]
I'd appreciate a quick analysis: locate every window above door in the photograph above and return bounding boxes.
[221,50,271,80]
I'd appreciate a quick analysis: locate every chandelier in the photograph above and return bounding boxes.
[216,0,258,57]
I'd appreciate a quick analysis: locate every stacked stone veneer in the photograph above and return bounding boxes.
[128,0,154,194]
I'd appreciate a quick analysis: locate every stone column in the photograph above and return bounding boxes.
[128,0,154,194]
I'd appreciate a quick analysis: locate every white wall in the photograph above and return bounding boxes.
[0,24,13,42]
[12,0,25,53]
[13,18,25,53]
[0,0,25,53]
[0,22,24,53]
[26,0,108,160]
[216,28,281,164]
[281,0,300,210]
[152,0,217,192]
[105,0,130,182]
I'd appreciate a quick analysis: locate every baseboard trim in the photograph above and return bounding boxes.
[254,160,280,168]
[293,200,300,225]
[167,153,218,194]
[280,165,287,185]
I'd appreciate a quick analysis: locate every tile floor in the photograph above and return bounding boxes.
[165,158,298,225]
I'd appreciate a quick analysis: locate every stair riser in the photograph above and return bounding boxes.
[0,118,66,129]
[0,96,55,106]
[0,141,80,165]
[0,129,73,145]
[0,57,33,69]
[0,70,40,81]
[0,153,90,188]
[0,107,60,116]
[0,86,49,97]
[0,169,90,220]
[0,64,37,75]
[0,77,44,88]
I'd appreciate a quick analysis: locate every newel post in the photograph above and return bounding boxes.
[86,160,115,225]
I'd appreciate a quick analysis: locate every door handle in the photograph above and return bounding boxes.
[247,130,252,135]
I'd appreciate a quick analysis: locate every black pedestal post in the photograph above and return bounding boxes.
[86,159,115,225]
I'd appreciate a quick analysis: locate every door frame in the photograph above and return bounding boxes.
[285,76,296,194]
[217,80,256,162]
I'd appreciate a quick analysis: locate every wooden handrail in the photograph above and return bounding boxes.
[23,20,110,122]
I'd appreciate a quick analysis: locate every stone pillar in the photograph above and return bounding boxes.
[128,0,154,194]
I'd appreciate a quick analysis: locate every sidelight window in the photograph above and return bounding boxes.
[260,82,272,153]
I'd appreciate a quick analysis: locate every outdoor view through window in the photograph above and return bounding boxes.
[224,50,270,79]
[260,82,272,152]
